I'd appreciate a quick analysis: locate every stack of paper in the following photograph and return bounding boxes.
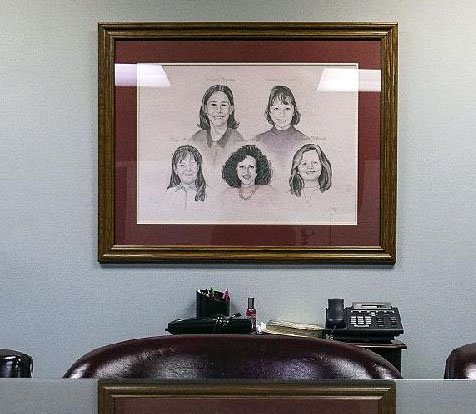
[260,320,325,338]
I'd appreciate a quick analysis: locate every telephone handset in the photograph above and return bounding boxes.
[325,299,404,342]
[326,298,346,329]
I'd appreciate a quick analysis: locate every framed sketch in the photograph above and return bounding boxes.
[98,381,396,414]
[98,22,398,263]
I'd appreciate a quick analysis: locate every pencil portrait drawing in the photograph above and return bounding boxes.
[289,143,332,201]
[137,64,358,225]
[221,144,275,203]
[255,85,309,164]
[191,85,244,166]
[165,145,207,211]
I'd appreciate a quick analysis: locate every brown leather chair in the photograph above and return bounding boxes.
[445,342,476,379]
[63,334,402,379]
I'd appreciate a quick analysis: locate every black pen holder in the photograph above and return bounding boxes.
[196,289,230,317]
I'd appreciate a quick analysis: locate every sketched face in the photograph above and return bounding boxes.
[236,155,257,187]
[297,150,322,182]
[205,91,233,128]
[270,99,294,130]
[174,153,198,186]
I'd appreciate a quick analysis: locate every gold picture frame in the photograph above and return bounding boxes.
[98,22,397,264]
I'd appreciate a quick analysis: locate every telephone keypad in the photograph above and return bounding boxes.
[350,311,373,328]
[349,309,402,330]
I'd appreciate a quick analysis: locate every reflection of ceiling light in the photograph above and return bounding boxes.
[115,64,171,87]
[358,69,381,92]
[138,64,171,87]
[115,64,136,87]
[317,68,381,92]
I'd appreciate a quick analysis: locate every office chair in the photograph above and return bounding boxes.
[0,349,33,378]
[445,342,476,379]
[63,334,402,379]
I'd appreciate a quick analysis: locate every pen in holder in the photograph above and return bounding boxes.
[196,289,230,317]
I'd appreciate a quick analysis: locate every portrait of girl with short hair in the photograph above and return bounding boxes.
[255,85,309,162]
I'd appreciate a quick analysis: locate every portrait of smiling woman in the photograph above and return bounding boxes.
[165,145,207,212]
[191,84,244,166]
[289,143,332,202]
[220,145,278,217]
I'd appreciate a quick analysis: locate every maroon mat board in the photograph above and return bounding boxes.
[114,39,380,247]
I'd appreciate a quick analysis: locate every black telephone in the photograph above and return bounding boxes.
[325,299,403,342]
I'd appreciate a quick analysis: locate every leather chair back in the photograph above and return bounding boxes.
[64,334,402,379]
[445,342,476,379]
[0,349,33,378]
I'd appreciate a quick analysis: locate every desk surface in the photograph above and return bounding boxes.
[2,379,476,414]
